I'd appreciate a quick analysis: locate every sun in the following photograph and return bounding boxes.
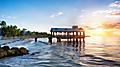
[94,28,104,34]
[93,28,105,36]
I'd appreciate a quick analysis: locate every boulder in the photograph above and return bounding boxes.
[2,51,8,57]
[0,52,5,58]
[0,48,5,58]
[0,51,8,58]
[11,47,21,56]
[7,50,16,56]
[0,46,29,59]
[2,46,10,51]
[0,47,8,58]
[0,48,4,52]
[19,47,29,55]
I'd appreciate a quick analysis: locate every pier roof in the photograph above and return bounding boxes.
[51,26,84,32]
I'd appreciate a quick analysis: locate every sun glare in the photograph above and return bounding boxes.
[94,28,104,34]
[91,28,106,36]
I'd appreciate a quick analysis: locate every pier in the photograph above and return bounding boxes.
[49,26,85,46]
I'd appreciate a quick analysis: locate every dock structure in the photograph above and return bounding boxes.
[48,26,85,44]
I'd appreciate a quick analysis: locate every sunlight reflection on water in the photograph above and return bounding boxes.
[85,36,120,62]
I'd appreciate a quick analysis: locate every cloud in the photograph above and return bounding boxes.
[109,1,120,8]
[76,1,120,30]
[0,15,17,20]
[7,16,17,20]
[109,1,120,15]
[101,22,120,29]
[50,11,63,18]
[58,12,63,15]
[89,1,120,17]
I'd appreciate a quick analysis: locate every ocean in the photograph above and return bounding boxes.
[0,36,120,67]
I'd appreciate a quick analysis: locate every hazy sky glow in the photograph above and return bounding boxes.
[0,0,119,32]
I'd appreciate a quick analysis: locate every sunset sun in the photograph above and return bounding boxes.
[94,28,105,34]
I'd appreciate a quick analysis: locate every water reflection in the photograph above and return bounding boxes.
[49,36,120,66]
[52,39,85,52]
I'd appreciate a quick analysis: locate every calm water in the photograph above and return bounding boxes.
[0,36,120,67]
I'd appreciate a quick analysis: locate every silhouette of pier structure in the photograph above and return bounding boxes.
[48,26,85,46]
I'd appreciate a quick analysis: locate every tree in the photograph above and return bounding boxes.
[0,21,49,38]
[0,21,6,36]
[0,21,6,27]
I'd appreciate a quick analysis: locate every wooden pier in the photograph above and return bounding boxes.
[48,26,85,45]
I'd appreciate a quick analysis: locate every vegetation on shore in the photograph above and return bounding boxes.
[0,21,50,39]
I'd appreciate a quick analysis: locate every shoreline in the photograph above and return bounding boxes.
[0,39,21,46]
[0,37,34,46]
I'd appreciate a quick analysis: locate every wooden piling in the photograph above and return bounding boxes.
[35,38,37,42]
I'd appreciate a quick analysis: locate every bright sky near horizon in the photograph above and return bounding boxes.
[0,0,119,32]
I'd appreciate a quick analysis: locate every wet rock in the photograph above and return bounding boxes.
[0,46,29,59]
[2,46,10,51]
[11,47,21,56]
[0,52,5,58]
[0,50,8,58]
[2,51,8,57]
[19,47,29,55]
[0,48,4,52]
[0,48,6,58]
[7,50,15,56]
[0,53,4,58]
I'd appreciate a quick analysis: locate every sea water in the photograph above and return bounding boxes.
[0,36,120,67]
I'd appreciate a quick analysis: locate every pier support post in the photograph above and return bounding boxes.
[48,36,52,44]
[76,31,78,44]
[73,32,75,44]
[82,31,85,48]
[76,38,78,44]
[35,38,37,42]
[57,38,61,42]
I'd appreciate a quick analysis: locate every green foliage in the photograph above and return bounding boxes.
[0,21,49,38]
[0,21,6,27]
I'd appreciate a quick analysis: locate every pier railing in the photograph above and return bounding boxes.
[52,35,85,39]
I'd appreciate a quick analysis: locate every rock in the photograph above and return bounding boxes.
[19,47,29,55]
[2,51,8,57]
[0,47,8,58]
[0,51,8,58]
[7,50,16,56]
[0,48,4,52]
[0,46,29,59]
[0,48,5,58]
[11,47,21,56]
[0,53,4,58]
[2,46,10,51]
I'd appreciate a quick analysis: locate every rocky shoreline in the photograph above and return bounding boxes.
[0,46,29,59]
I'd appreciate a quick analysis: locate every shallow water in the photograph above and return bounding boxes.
[0,36,120,67]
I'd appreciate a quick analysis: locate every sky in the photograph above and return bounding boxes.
[0,0,119,32]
